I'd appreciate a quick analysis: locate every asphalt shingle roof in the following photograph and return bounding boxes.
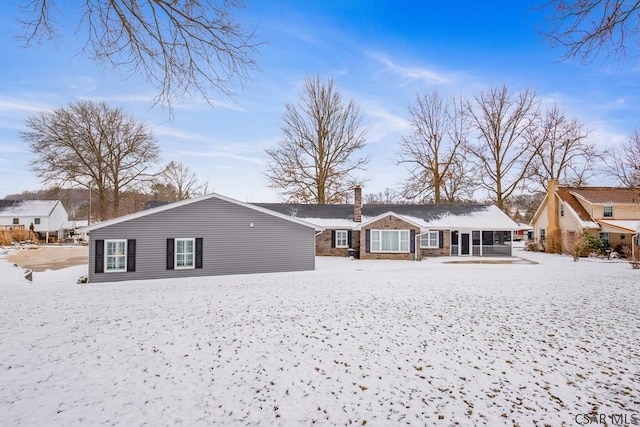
[0,200,60,217]
[566,187,640,204]
[253,203,489,222]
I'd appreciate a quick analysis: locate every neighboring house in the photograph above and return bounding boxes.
[530,179,640,254]
[60,220,90,242]
[256,186,521,260]
[512,223,534,241]
[82,193,321,283]
[0,200,69,242]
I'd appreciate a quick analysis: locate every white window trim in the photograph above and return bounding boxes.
[371,229,410,253]
[105,239,127,273]
[603,205,613,218]
[335,230,349,248]
[420,231,439,248]
[175,238,196,270]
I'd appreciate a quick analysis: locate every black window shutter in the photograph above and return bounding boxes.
[331,230,336,248]
[439,231,444,249]
[410,230,416,253]
[95,239,104,274]
[365,229,370,253]
[127,239,136,272]
[195,238,203,269]
[166,238,175,270]
[347,230,352,248]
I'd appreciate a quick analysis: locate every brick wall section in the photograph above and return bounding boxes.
[359,216,420,261]
[316,229,361,257]
[316,224,451,259]
[419,231,450,257]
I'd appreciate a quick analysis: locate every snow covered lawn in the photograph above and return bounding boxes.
[1,249,638,426]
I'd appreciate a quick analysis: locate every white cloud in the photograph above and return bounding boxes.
[0,97,51,114]
[178,149,265,165]
[364,104,411,144]
[0,143,27,154]
[151,125,207,142]
[370,52,451,85]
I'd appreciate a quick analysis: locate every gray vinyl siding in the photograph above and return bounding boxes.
[88,197,316,283]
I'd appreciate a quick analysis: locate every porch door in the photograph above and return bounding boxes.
[460,232,471,256]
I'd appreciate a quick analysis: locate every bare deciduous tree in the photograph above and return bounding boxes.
[506,192,546,224]
[152,161,206,201]
[265,76,368,204]
[564,230,587,261]
[397,91,474,203]
[17,0,260,109]
[541,0,640,63]
[440,156,479,203]
[23,100,160,220]
[527,104,598,188]
[608,130,640,187]
[466,85,540,211]
[364,188,403,204]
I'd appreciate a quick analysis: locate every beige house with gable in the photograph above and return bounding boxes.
[530,179,640,254]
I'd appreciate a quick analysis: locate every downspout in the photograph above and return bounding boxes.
[415,231,430,261]
[314,230,324,258]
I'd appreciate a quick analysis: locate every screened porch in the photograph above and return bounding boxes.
[449,230,512,257]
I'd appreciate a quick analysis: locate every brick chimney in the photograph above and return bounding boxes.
[546,179,562,254]
[354,185,362,223]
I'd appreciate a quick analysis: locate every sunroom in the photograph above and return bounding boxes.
[449,229,513,257]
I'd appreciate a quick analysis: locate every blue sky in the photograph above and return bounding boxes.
[0,1,637,201]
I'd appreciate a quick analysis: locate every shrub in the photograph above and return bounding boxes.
[0,230,11,246]
[581,234,607,257]
[524,240,544,252]
[0,228,37,245]
[11,228,31,242]
[620,244,640,269]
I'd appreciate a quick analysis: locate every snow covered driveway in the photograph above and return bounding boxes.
[0,250,638,426]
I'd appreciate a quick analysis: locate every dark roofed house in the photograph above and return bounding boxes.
[256,186,521,260]
[82,187,522,283]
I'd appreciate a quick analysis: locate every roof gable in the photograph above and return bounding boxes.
[556,188,593,223]
[82,193,323,232]
[256,203,519,230]
[567,187,640,204]
[0,200,62,217]
[354,211,424,230]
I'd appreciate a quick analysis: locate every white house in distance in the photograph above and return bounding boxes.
[0,200,69,242]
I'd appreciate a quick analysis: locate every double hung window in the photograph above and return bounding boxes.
[335,230,349,248]
[105,240,127,272]
[420,231,439,248]
[176,238,195,269]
